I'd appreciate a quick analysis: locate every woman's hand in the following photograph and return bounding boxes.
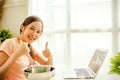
[31,42,53,65]
[14,41,30,57]
[42,42,52,59]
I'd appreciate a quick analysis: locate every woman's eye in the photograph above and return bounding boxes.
[37,31,41,34]
[30,27,34,31]
[37,31,40,33]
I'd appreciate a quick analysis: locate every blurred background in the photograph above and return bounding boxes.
[0,0,120,79]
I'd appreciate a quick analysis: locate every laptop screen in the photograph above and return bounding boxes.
[88,49,108,74]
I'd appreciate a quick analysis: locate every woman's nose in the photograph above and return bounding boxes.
[32,31,38,35]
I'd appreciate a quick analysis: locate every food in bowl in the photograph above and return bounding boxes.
[24,71,55,80]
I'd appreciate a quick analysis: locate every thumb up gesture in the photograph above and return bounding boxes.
[42,42,52,58]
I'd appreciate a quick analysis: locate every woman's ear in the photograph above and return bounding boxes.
[20,25,25,32]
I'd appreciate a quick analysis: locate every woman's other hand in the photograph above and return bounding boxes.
[42,42,52,59]
[14,42,30,57]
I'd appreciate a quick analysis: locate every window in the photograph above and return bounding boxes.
[28,0,119,69]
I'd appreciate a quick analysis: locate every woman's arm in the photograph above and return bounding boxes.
[33,49,53,65]
[0,52,9,80]
[42,48,53,65]
[42,42,53,65]
[0,51,18,80]
[31,43,53,65]
[0,43,30,80]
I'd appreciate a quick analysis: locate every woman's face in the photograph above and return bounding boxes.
[21,21,43,44]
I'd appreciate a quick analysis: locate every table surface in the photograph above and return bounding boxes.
[52,71,94,80]
[27,70,120,80]
[51,70,120,80]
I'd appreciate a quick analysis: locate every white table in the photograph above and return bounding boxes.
[27,68,120,80]
[52,71,94,80]
[51,70,120,80]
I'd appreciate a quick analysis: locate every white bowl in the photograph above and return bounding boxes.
[23,65,55,80]
[24,71,55,80]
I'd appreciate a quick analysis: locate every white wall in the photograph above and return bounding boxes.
[0,0,28,37]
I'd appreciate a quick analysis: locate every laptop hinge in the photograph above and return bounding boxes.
[88,67,96,77]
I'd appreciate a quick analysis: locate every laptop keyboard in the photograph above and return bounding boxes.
[74,68,91,77]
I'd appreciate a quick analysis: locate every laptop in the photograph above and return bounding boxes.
[64,48,108,79]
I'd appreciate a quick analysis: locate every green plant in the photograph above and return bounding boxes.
[0,29,13,42]
[109,52,120,75]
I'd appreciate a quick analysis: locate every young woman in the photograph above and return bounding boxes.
[0,16,53,80]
